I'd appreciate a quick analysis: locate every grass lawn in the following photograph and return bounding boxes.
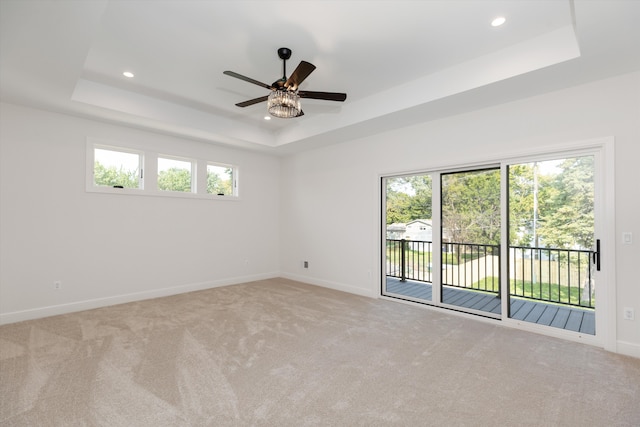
[472,276,594,307]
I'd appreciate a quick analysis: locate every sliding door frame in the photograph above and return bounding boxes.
[379,137,616,351]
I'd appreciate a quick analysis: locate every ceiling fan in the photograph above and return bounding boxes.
[223,47,347,118]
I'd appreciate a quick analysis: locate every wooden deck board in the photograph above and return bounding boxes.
[509,299,525,316]
[581,312,596,335]
[444,291,477,307]
[565,310,584,332]
[385,278,595,335]
[459,294,494,309]
[536,305,559,326]
[524,303,548,323]
[511,300,536,320]
[386,280,432,301]
[478,297,502,314]
[470,295,500,312]
[550,308,571,329]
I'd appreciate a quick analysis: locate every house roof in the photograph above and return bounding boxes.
[387,223,407,231]
[407,219,432,227]
[1,1,638,154]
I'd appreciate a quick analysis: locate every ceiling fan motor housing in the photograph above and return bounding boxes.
[277,47,292,60]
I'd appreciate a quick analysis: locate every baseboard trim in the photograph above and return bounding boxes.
[281,273,377,298]
[617,340,640,359]
[0,272,279,325]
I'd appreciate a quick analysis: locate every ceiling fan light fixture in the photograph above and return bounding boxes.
[267,90,301,118]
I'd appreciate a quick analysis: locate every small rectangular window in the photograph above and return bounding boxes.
[158,156,194,193]
[207,163,235,196]
[94,147,143,189]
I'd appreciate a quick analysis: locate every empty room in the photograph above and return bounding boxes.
[1,1,639,425]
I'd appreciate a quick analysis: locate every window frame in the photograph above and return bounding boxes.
[206,161,238,197]
[379,137,615,351]
[157,154,197,194]
[87,143,145,194]
[86,139,240,200]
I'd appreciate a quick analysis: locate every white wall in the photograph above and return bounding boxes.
[280,71,640,357]
[2,72,638,357]
[0,103,281,322]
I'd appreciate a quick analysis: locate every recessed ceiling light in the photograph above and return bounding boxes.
[491,16,506,27]
[123,71,135,78]
[264,116,271,121]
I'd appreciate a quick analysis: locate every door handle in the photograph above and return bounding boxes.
[592,239,601,271]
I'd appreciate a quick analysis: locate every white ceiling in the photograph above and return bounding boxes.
[1,1,639,154]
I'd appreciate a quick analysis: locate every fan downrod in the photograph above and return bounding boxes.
[275,47,292,87]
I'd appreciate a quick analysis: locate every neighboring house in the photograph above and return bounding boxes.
[386,223,406,240]
[386,219,433,242]
[387,219,454,247]
[405,219,433,242]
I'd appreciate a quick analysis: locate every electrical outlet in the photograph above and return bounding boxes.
[53,280,61,290]
[303,261,309,268]
[623,307,635,321]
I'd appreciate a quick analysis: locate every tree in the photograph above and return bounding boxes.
[158,168,192,192]
[508,163,555,247]
[442,169,501,245]
[538,157,594,249]
[385,175,432,224]
[94,162,139,188]
[385,157,594,250]
[207,168,232,195]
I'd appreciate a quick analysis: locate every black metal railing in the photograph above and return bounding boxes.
[386,239,434,283]
[386,239,595,308]
[442,242,501,294]
[509,246,595,308]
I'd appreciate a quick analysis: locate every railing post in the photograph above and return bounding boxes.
[400,239,406,282]
[497,244,501,299]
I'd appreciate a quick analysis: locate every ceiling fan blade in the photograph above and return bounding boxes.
[298,91,347,102]
[235,96,269,107]
[285,61,316,89]
[223,71,273,90]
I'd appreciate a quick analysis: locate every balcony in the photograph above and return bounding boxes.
[385,239,596,335]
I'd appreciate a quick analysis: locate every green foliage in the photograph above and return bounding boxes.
[508,163,557,246]
[442,169,501,245]
[469,277,594,307]
[386,175,432,224]
[508,164,535,246]
[207,168,233,195]
[538,157,594,249]
[510,278,594,307]
[385,156,594,251]
[508,157,594,250]
[94,161,139,188]
[158,167,192,192]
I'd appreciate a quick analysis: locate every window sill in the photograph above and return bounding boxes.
[86,186,240,201]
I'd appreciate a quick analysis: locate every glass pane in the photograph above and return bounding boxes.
[384,174,433,302]
[508,156,595,334]
[441,168,501,314]
[158,157,193,192]
[94,148,141,188]
[207,164,233,195]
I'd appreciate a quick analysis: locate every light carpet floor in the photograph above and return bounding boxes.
[1,278,639,426]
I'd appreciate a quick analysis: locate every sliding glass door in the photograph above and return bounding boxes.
[382,149,601,337]
[383,174,434,302]
[506,155,596,335]
[440,168,502,317]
